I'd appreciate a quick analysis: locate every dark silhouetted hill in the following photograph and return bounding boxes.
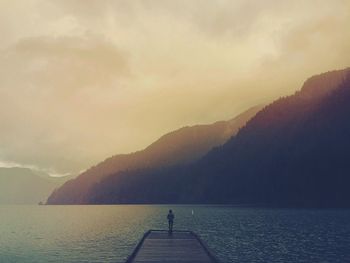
[88,68,350,207]
[47,106,262,204]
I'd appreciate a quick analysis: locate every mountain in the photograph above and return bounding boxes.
[0,167,68,204]
[46,106,262,204]
[86,68,350,207]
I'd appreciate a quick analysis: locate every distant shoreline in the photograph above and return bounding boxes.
[42,203,350,209]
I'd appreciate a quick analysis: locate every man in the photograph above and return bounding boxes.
[167,209,175,233]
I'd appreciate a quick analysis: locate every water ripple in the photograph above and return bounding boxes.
[0,205,349,263]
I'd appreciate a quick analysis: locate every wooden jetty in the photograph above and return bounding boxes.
[126,230,220,263]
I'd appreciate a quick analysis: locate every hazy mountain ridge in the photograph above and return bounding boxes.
[47,106,262,204]
[0,167,68,204]
[87,68,350,207]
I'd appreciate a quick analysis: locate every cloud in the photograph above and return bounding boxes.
[0,160,72,177]
[256,3,350,93]
[0,35,129,173]
[0,0,349,174]
[6,35,128,88]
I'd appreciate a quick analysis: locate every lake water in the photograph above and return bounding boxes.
[0,205,349,263]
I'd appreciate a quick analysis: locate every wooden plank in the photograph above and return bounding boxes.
[126,230,220,263]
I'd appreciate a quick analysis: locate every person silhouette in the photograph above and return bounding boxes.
[167,209,175,233]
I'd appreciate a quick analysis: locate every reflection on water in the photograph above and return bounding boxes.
[0,205,349,263]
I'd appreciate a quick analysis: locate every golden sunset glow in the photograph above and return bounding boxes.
[0,0,349,175]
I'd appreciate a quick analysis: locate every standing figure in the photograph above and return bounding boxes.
[167,209,175,233]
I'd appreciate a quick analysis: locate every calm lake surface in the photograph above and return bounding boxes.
[0,205,349,263]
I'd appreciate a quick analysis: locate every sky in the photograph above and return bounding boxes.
[0,0,349,176]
